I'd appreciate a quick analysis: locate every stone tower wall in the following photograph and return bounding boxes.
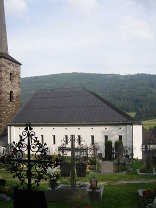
[0,57,21,134]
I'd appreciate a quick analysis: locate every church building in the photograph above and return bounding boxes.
[8,88,142,158]
[0,0,142,158]
[0,0,21,149]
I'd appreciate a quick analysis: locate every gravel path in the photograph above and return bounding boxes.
[98,179,156,185]
[79,179,156,186]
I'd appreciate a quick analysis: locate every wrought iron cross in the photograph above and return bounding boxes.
[58,135,88,188]
[2,123,54,190]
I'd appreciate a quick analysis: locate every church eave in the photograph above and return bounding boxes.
[8,121,141,127]
[0,53,22,65]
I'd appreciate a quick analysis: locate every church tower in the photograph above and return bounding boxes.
[0,0,21,135]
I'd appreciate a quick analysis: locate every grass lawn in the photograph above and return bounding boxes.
[0,182,156,208]
[126,113,156,130]
[127,112,136,118]
[142,119,156,130]
[0,160,156,207]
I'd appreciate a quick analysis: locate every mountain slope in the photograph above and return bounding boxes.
[21,73,156,121]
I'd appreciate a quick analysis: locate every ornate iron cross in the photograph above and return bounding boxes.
[1,123,54,190]
[58,135,89,188]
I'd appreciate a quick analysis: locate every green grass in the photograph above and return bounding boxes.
[127,112,136,118]
[142,119,156,130]
[0,160,155,187]
[126,113,156,130]
[1,183,156,208]
[0,160,156,207]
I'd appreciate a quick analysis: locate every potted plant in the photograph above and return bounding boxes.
[47,167,60,189]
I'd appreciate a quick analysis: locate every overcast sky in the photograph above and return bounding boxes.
[4,0,156,77]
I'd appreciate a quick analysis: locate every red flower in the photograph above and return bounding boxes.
[143,190,149,196]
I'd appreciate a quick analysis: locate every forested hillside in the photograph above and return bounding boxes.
[21,73,156,121]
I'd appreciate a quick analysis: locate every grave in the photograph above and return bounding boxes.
[46,185,104,203]
[46,135,104,203]
[1,124,104,205]
[101,161,113,174]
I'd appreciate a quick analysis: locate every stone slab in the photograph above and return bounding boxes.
[46,185,104,203]
[101,161,113,174]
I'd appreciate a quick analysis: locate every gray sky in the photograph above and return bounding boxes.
[5,0,156,77]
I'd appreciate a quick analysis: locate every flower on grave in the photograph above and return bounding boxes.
[143,189,156,198]
[142,188,156,207]
[143,190,150,196]
[47,167,60,189]
[3,186,10,193]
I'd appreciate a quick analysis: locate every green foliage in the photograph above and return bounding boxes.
[105,140,112,160]
[151,125,156,135]
[127,112,136,118]
[21,73,156,121]
[115,140,123,155]
[89,158,96,165]
[142,119,156,130]
[1,183,156,208]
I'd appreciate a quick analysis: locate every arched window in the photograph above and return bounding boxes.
[10,91,13,102]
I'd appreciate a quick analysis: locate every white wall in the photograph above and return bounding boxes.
[8,124,142,158]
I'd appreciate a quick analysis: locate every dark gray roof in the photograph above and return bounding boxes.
[9,88,139,125]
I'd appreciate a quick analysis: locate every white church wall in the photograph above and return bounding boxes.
[133,124,142,159]
[8,124,142,158]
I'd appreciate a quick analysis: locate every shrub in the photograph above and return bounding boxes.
[105,140,112,160]
[115,140,123,158]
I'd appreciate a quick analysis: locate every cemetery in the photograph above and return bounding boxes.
[0,1,156,207]
[0,124,156,208]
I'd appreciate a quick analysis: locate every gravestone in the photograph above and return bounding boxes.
[60,162,71,177]
[101,161,113,174]
[14,189,47,208]
[76,162,86,177]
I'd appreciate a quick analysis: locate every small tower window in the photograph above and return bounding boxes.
[10,73,13,82]
[10,91,13,102]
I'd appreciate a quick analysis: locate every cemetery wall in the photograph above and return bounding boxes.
[8,124,142,158]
